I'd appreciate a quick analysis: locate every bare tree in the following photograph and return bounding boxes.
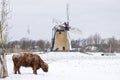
[0,0,9,78]
[93,33,101,45]
[108,37,119,52]
[36,40,45,51]
[86,35,93,45]
[44,41,51,50]
[20,38,30,50]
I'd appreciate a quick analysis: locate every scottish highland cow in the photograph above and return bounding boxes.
[12,52,48,74]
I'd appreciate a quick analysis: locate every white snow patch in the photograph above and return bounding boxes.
[1,52,120,80]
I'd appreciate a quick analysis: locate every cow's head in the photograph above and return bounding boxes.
[41,62,48,72]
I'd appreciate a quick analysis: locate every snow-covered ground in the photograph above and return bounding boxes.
[1,52,120,80]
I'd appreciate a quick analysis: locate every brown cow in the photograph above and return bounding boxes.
[12,52,48,74]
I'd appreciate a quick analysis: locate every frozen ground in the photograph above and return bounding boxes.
[1,52,120,80]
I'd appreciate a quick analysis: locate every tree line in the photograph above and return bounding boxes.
[71,33,120,53]
[5,33,120,53]
[5,38,51,53]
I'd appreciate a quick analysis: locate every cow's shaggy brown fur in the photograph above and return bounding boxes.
[12,52,48,74]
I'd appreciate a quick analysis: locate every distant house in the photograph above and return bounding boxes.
[84,45,98,52]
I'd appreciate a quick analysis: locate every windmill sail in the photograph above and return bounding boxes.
[66,3,69,26]
[70,27,82,34]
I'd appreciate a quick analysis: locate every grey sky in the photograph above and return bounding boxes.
[9,0,120,41]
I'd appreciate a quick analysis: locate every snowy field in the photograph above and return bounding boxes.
[1,52,120,80]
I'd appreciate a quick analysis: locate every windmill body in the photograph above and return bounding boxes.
[51,23,71,51]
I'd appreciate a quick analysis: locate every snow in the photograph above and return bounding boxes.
[1,52,120,80]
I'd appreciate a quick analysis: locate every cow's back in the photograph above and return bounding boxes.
[12,52,41,67]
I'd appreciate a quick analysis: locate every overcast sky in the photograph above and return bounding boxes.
[9,0,120,41]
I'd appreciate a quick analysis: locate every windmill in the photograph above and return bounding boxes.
[51,4,81,51]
